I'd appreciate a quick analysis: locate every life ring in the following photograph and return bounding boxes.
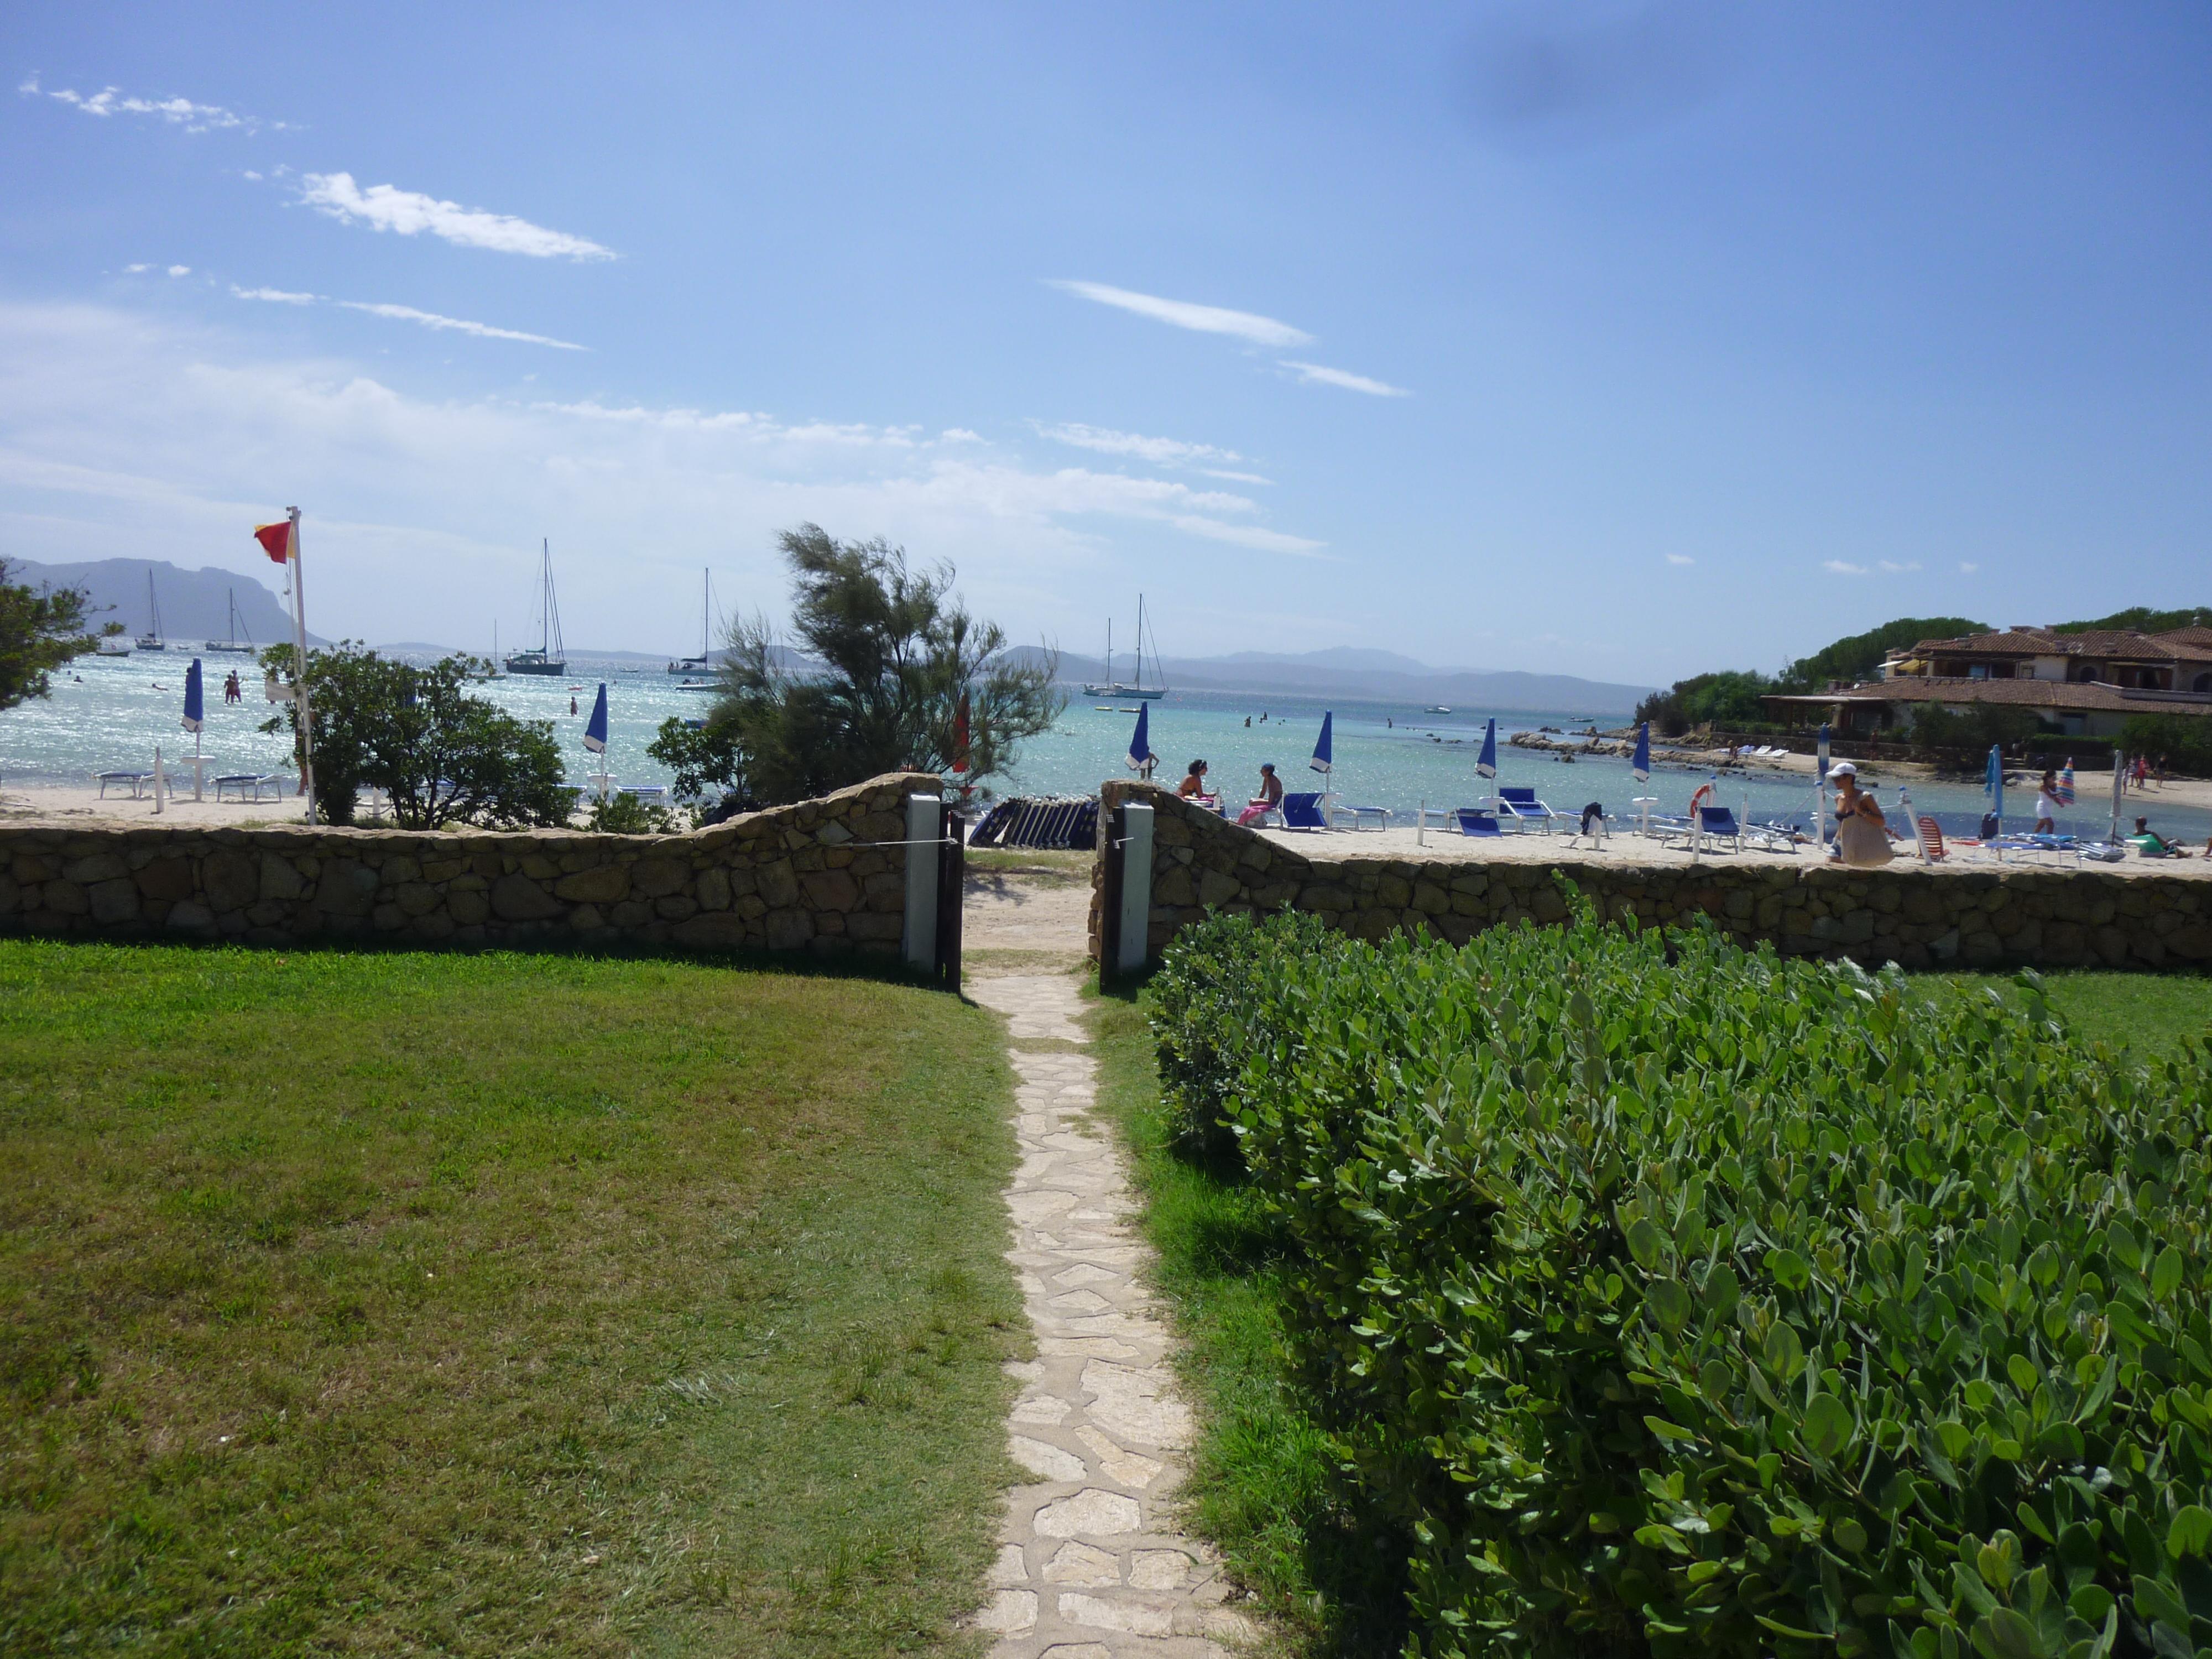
[1689,782,1714,820]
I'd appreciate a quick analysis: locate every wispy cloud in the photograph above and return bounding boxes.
[1959,561,1980,574]
[1823,560,1869,576]
[337,301,585,350]
[1037,421,1256,472]
[296,173,615,261]
[123,263,149,274]
[1048,281,1310,348]
[232,284,585,348]
[19,74,292,134]
[166,264,191,278]
[1877,559,1921,573]
[1278,360,1410,397]
[1666,554,1694,566]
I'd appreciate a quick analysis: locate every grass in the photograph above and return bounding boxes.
[1926,966,2212,1058]
[0,940,1023,1657]
[1083,964,2212,1657]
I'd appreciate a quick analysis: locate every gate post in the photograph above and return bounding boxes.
[934,807,964,989]
[902,792,941,972]
[1116,802,1154,979]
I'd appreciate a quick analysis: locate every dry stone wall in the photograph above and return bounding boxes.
[0,772,938,958]
[1092,780,2212,973]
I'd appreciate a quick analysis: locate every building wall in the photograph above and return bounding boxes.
[0,771,939,956]
[1092,780,2211,973]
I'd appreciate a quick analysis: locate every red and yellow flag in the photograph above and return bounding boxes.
[253,520,293,564]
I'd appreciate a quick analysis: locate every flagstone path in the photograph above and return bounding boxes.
[964,973,1262,1657]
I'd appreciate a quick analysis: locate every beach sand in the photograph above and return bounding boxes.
[1256,822,2212,879]
[0,780,314,828]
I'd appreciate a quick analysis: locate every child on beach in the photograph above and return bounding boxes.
[2034,770,2062,833]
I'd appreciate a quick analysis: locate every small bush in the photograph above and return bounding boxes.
[1147,895,2212,1659]
[583,793,684,835]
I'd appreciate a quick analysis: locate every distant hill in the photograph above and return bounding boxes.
[9,557,321,649]
[1014,646,1653,714]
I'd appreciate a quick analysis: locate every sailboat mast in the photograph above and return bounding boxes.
[701,568,710,660]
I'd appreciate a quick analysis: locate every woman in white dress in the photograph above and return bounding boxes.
[1829,762,1895,867]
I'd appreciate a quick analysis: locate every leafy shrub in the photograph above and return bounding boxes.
[1148,895,2212,1659]
[1146,908,1349,1161]
[582,792,685,835]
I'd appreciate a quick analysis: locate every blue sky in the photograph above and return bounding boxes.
[3,3,2207,684]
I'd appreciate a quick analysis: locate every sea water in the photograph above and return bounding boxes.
[6,655,2202,847]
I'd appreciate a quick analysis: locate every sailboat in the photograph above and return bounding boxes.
[1082,594,1168,700]
[504,540,568,676]
[667,568,718,675]
[205,589,257,654]
[137,571,169,651]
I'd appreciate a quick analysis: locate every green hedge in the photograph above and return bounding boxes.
[1146,900,2212,1659]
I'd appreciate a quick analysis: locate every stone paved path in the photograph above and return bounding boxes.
[964,974,1261,1657]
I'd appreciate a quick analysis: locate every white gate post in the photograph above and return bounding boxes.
[1117,802,1154,975]
[903,792,942,970]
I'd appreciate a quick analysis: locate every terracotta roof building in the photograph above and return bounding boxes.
[1764,624,2212,737]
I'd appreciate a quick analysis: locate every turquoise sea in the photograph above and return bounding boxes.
[6,653,2204,847]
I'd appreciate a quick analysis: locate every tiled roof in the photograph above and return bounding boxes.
[1911,627,2187,662]
[1766,677,2212,714]
[2153,627,2212,652]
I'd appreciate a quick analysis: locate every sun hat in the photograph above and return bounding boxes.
[1827,761,1858,780]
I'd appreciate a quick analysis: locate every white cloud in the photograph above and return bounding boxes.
[1038,421,1248,469]
[166,264,191,278]
[242,169,263,181]
[1959,561,1980,573]
[1277,361,1410,398]
[1201,468,1274,485]
[296,173,615,261]
[1048,281,1310,348]
[1877,560,1922,573]
[1666,554,1694,566]
[1823,560,1870,576]
[123,263,149,274]
[229,284,583,347]
[20,75,291,134]
[939,427,983,444]
[336,301,586,351]
[0,302,1329,653]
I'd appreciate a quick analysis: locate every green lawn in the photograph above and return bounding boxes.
[1931,966,2212,1058]
[1087,965,2212,1657]
[0,941,1022,1657]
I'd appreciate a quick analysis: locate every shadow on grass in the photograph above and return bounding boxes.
[1087,977,1411,1658]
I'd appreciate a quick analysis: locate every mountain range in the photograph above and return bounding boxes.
[11,559,1652,708]
[11,557,321,648]
[1020,647,1652,714]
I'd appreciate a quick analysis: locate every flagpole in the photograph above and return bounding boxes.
[286,508,317,823]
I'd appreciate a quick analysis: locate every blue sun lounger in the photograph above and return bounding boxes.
[1698,806,1743,853]
[214,773,283,803]
[1279,792,1329,831]
[1495,787,1555,831]
[97,770,156,799]
[1455,808,1504,838]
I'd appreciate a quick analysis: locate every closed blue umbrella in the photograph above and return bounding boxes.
[180,656,206,802]
[1630,721,1649,782]
[583,682,609,754]
[1125,701,1150,774]
[1985,743,2004,832]
[1310,710,1333,776]
[1477,717,1498,779]
[583,682,611,801]
[181,658,204,734]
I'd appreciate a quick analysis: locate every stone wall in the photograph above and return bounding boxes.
[1092,781,2212,972]
[1,772,938,958]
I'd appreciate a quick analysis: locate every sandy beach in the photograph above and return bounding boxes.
[1256,821,2212,879]
[0,779,314,828]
